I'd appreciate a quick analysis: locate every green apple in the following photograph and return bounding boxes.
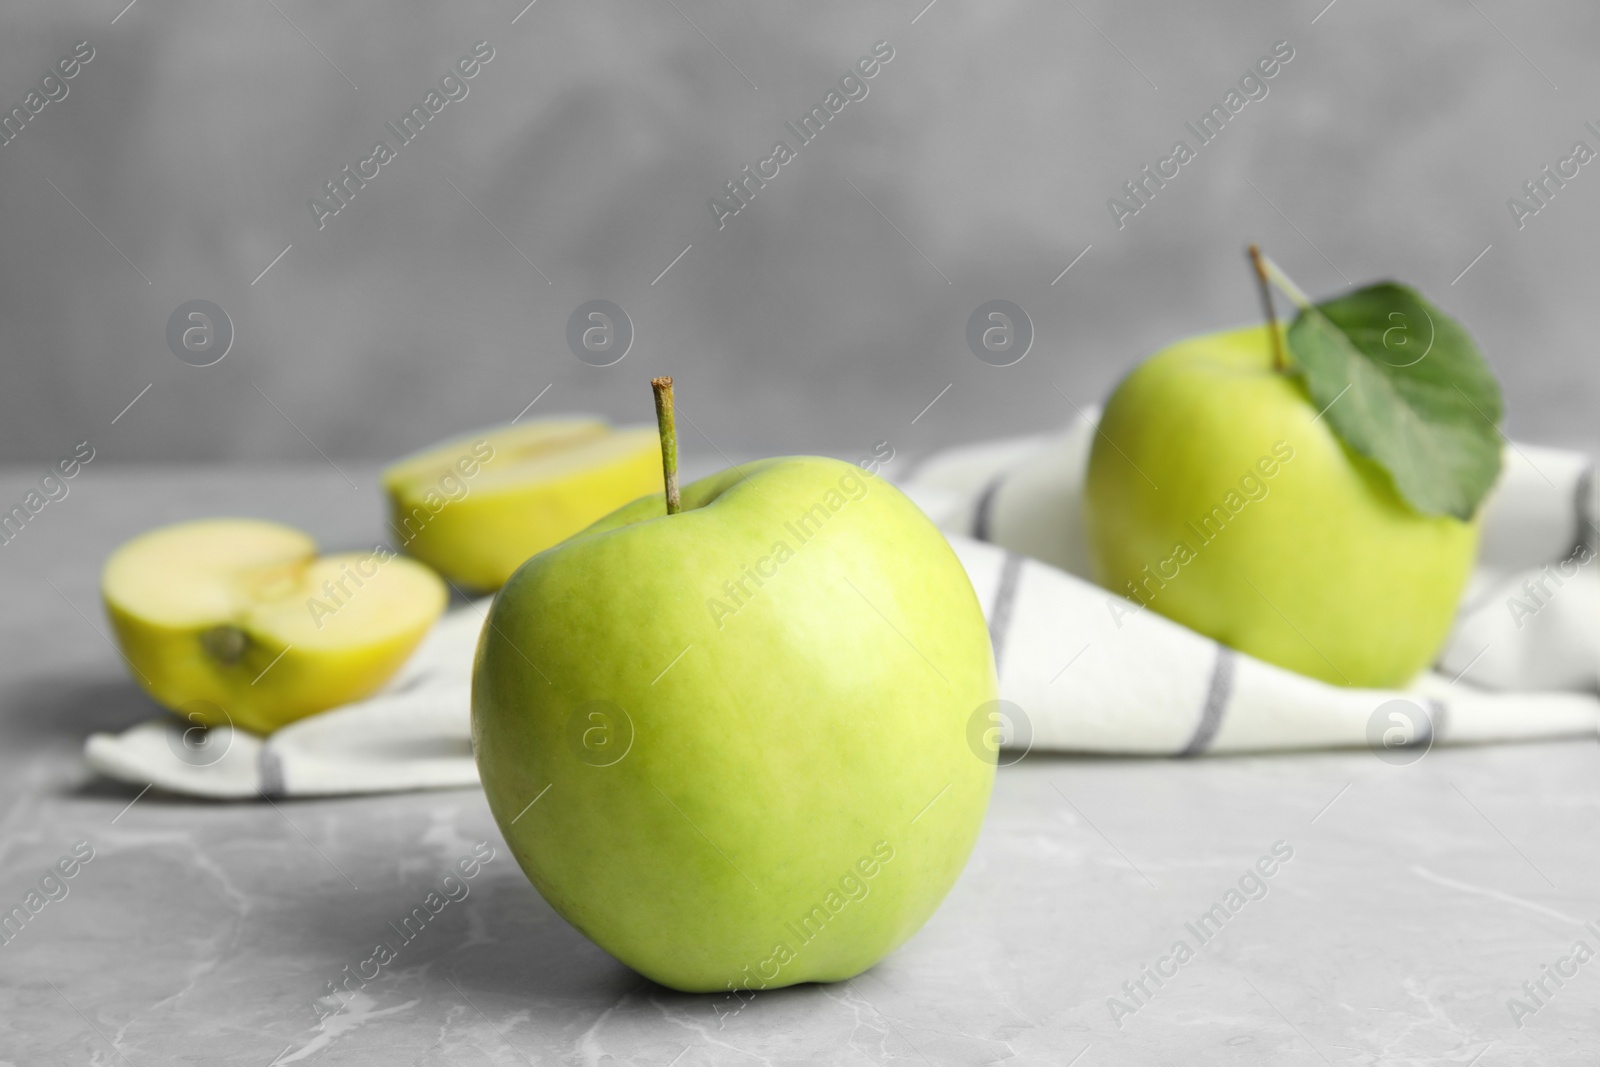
[472,453,996,992]
[1086,321,1480,688]
[103,518,446,734]
[382,418,663,591]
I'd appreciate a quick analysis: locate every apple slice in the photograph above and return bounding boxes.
[102,518,447,734]
[382,418,664,590]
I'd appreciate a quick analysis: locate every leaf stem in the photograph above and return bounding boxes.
[1247,243,1288,373]
[1256,249,1314,311]
[651,377,681,515]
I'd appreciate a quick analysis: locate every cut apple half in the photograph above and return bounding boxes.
[102,518,447,734]
[382,418,664,591]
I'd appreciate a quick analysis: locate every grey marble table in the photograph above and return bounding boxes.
[2,465,1597,1065]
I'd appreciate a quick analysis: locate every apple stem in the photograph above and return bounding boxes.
[651,377,682,515]
[1248,243,1289,373]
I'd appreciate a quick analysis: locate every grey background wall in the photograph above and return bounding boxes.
[2,0,1596,465]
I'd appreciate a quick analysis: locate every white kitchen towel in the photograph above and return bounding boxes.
[83,415,1600,796]
[950,535,1596,756]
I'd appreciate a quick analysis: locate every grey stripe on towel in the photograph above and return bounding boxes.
[259,746,286,799]
[1179,645,1236,756]
[988,551,1025,676]
[972,473,1005,543]
[1575,463,1595,553]
[1423,698,1446,746]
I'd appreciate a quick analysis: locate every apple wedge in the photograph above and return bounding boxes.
[102,518,447,734]
[382,419,663,590]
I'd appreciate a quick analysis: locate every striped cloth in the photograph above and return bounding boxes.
[903,412,1600,756]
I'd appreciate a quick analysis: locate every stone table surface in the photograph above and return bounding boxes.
[2,464,1597,1066]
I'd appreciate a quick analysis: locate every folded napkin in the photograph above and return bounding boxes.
[85,415,1600,797]
[947,535,1596,756]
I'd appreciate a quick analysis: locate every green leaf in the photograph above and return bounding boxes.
[1286,282,1504,520]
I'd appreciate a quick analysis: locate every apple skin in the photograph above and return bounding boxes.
[472,457,996,992]
[1085,323,1480,689]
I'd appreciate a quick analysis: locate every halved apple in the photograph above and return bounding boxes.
[382,418,663,590]
[102,518,447,734]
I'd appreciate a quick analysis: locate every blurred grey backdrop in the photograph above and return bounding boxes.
[3,0,1597,466]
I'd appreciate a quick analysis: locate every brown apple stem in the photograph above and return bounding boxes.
[651,377,681,515]
[1248,243,1288,373]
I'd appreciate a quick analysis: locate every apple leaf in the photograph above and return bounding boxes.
[1286,282,1504,520]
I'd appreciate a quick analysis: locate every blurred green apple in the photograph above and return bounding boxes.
[1081,262,1504,687]
[473,449,996,992]
[1088,316,1484,687]
[1087,303,1497,688]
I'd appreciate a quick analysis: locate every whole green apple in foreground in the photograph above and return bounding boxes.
[472,456,996,992]
[1086,322,1480,688]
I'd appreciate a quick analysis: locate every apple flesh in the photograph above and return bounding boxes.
[472,457,996,992]
[382,419,663,591]
[103,518,447,734]
[1085,323,1480,688]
